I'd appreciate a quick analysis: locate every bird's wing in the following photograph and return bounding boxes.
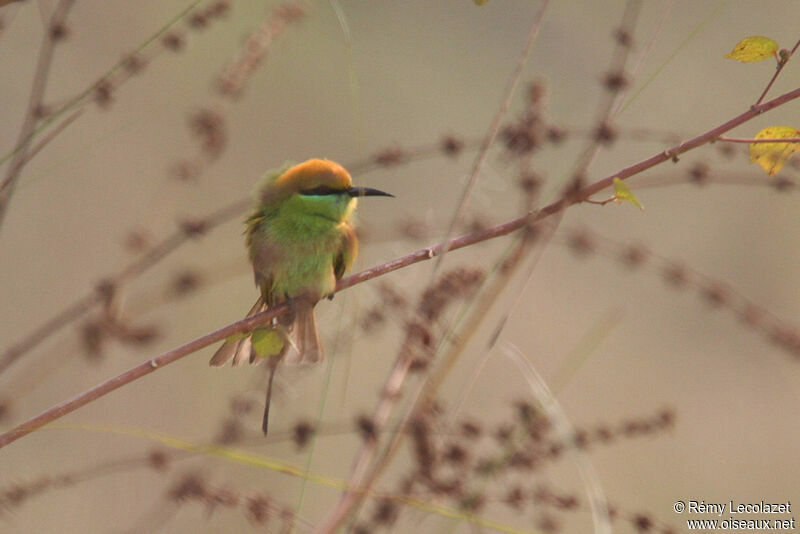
[333,223,358,281]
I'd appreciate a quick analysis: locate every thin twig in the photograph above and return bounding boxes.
[0,0,207,171]
[0,0,76,232]
[0,198,249,375]
[433,0,549,273]
[0,136,478,375]
[331,225,541,533]
[717,136,800,143]
[754,38,800,106]
[15,108,83,170]
[570,0,641,181]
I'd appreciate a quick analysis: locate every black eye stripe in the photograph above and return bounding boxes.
[300,185,344,196]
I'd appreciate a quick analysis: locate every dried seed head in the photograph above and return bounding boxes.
[123,53,146,74]
[292,421,315,450]
[613,28,632,47]
[162,32,185,51]
[94,80,114,108]
[504,487,527,509]
[460,420,482,439]
[441,135,464,156]
[621,245,647,268]
[603,71,629,92]
[632,513,653,532]
[169,474,207,502]
[356,415,377,442]
[662,263,689,288]
[124,228,152,253]
[180,218,208,237]
[215,418,243,445]
[594,121,618,144]
[701,283,728,307]
[189,108,227,157]
[207,1,231,18]
[688,162,710,186]
[518,171,542,196]
[595,426,613,443]
[546,126,567,144]
[148,449,171,471]
[772,176,795,192]
[567,230,595,256]
[443,443,468,465]
[244,493,271,525]
[372,499,398,525]
[49,23,68,41]
[187,12,209,29]
[502,122,541,155]
[373,147,406,167]
[172,270,202,296]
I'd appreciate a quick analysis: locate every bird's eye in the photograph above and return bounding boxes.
[300,185,342,196]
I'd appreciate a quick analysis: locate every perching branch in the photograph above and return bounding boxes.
[1,84,799,451]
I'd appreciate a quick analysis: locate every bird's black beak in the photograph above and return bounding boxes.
[347,186,394,198]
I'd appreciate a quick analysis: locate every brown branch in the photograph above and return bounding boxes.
[2,84,799,452]
[0,198,249,375]
[0,0,208,172]
[0,0,76,232]
[316,5,638,529]
[754,38,800,106]
[0,136,475,376]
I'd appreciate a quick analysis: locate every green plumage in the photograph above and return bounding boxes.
[209,158,391,434]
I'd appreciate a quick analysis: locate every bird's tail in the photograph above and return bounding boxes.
[283,298,324,365]
[208,297,267,366]
[210,296,324,435]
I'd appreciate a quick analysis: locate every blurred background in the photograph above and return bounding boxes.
[1,1,799,532]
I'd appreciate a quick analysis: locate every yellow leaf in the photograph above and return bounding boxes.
[749,126,800,176]
[612,178,644,211]
[725,36,779,62]
[474,0,489,4]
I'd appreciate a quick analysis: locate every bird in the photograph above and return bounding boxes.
[209,158,392,434]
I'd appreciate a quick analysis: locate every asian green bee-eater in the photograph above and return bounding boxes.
[210,158,392,434]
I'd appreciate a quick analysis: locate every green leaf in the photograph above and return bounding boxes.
[749,126,800,176]
[725,36,778,62]
[612,178,644,211]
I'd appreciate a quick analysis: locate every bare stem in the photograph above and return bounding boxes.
[717,136,800,143]
[433,0,549,272]
[754,38,800,106]
[0,0,77,232]
[2,84,798,452]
